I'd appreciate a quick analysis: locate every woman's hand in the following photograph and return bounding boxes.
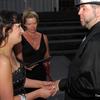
[36,84,55,99]
[25,64,39,71]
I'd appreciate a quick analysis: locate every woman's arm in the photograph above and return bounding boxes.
[0,55,54,100]
[25,86,54,100]
[43,34,50,59]
[43,34,52,80]
[24,78,52,89]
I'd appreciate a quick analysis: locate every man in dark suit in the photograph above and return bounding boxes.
[53,0,100,100]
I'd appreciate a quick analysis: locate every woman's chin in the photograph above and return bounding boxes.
[17,38,22,44]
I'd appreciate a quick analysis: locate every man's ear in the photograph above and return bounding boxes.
[96,6,100,18]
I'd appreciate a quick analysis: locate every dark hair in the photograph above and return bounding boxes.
[0,15,14,47]
[0,16,4,46]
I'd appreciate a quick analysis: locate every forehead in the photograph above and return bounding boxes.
[77,4,93,12]
[26,17,37,23]
[79,4,100,12]
[79,3,91,7]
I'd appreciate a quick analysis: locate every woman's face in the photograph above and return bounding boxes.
[25,17,38,33]
[8,23,23,45]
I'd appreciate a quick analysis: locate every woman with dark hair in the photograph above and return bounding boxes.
[0,16,54,100]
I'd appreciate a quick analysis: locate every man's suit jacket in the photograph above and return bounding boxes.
[59,22,100,100]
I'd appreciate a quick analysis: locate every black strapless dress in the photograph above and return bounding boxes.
[13,63,26,96]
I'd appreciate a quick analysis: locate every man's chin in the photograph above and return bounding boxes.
[81,22,86,27]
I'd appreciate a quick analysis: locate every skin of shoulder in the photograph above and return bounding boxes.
[0,54,13,100]
[0,54,11,71]
[43,34,49,49]
[43,34,48,41]
[43,34,50,57]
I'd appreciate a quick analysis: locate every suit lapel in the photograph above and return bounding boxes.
[76,23,100,58]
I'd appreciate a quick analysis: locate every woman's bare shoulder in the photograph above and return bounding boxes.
[0,54,10,67]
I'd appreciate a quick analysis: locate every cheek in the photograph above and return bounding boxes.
[15,33,22,43]
[26,25,31,29]
[17,32,22,38]
[13,30,21,39]
[20,27,24,33]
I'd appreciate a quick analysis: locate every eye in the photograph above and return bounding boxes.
[82,7,86,11]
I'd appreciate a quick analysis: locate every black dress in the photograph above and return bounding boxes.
[22,33,47,100]
[13,63,26,96]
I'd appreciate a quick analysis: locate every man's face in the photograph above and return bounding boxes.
[78,4,96,28]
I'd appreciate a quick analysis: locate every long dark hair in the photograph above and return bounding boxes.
[0,16,15,47]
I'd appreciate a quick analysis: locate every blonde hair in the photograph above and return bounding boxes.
[22,9,39,24]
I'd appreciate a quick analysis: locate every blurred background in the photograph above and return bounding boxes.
[0,0,74,12]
